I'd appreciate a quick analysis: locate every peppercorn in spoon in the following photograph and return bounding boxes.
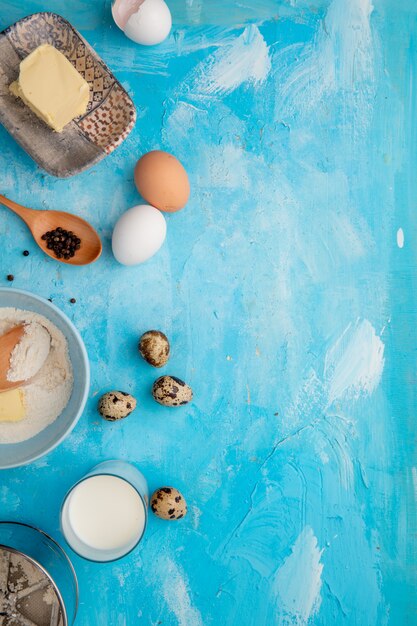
[0,194,102,266]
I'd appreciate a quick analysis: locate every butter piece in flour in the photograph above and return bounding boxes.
[10,44,90,132]
[0,389,25,423]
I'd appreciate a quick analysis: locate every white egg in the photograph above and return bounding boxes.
[112,0,172,46]
[112,204,167,266]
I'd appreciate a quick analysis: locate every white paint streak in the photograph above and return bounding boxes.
[188,25,271,96]
[275,0,375,122]
[106,27,239,76]
[208,144,251,190]
[397,227,404,248]
[0,486,20,510]
[161,557,203,626]
[325,0,374,88]
[185,0,203,24]
[191,505,202,529]
[273,527,324,624]
[114,568,128,588]
[324,318,385,405]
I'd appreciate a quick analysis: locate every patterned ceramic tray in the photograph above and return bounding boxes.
[0,12,136,178]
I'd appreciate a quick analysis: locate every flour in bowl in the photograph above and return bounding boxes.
[0,308,73,444]
[7,321,51,382]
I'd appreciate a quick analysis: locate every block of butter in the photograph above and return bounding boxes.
[10,44,90,132]
[0,388,25,422]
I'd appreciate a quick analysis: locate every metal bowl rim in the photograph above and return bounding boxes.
[0,520,79,624]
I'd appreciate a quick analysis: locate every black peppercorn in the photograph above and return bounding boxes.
[70,298,76,304]
[23,250,29,256]
[41,227,82,260]
[6,274,14,281]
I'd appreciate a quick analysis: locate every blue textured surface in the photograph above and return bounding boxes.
[0,1,416,624]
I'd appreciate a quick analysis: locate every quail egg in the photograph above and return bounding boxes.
[150,487,187,520]
[98,391,137,421]
[139,330,170,368]
[152,376,193,407]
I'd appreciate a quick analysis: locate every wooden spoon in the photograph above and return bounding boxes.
[0,324,25,392]
[0,194,102,266]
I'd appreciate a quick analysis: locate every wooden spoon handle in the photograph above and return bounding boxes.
[0,194,34,224]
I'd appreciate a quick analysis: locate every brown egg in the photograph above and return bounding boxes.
[134,150,190,213]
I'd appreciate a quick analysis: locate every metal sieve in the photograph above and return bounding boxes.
[0,522,78,626]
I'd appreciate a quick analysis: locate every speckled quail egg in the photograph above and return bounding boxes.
[150,487,187,520]
[152,376,193,407]
[98,391,137,421]
[139,330,170,368]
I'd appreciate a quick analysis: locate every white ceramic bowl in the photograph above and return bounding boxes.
[0,288,89,469]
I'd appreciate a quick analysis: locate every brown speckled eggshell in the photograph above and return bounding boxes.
[150,487,187,520]
[134,150,190,213]
[98,391,137,421]
[139,330,170,368]
[152,376,193,407]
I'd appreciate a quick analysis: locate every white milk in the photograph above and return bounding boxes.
[61,475,146,561]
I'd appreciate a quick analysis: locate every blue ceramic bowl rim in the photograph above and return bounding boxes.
[0,287,90,469]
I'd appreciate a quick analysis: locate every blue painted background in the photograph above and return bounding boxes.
[0,0,416,624]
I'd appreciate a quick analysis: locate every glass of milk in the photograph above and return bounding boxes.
[60,460,148,562]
